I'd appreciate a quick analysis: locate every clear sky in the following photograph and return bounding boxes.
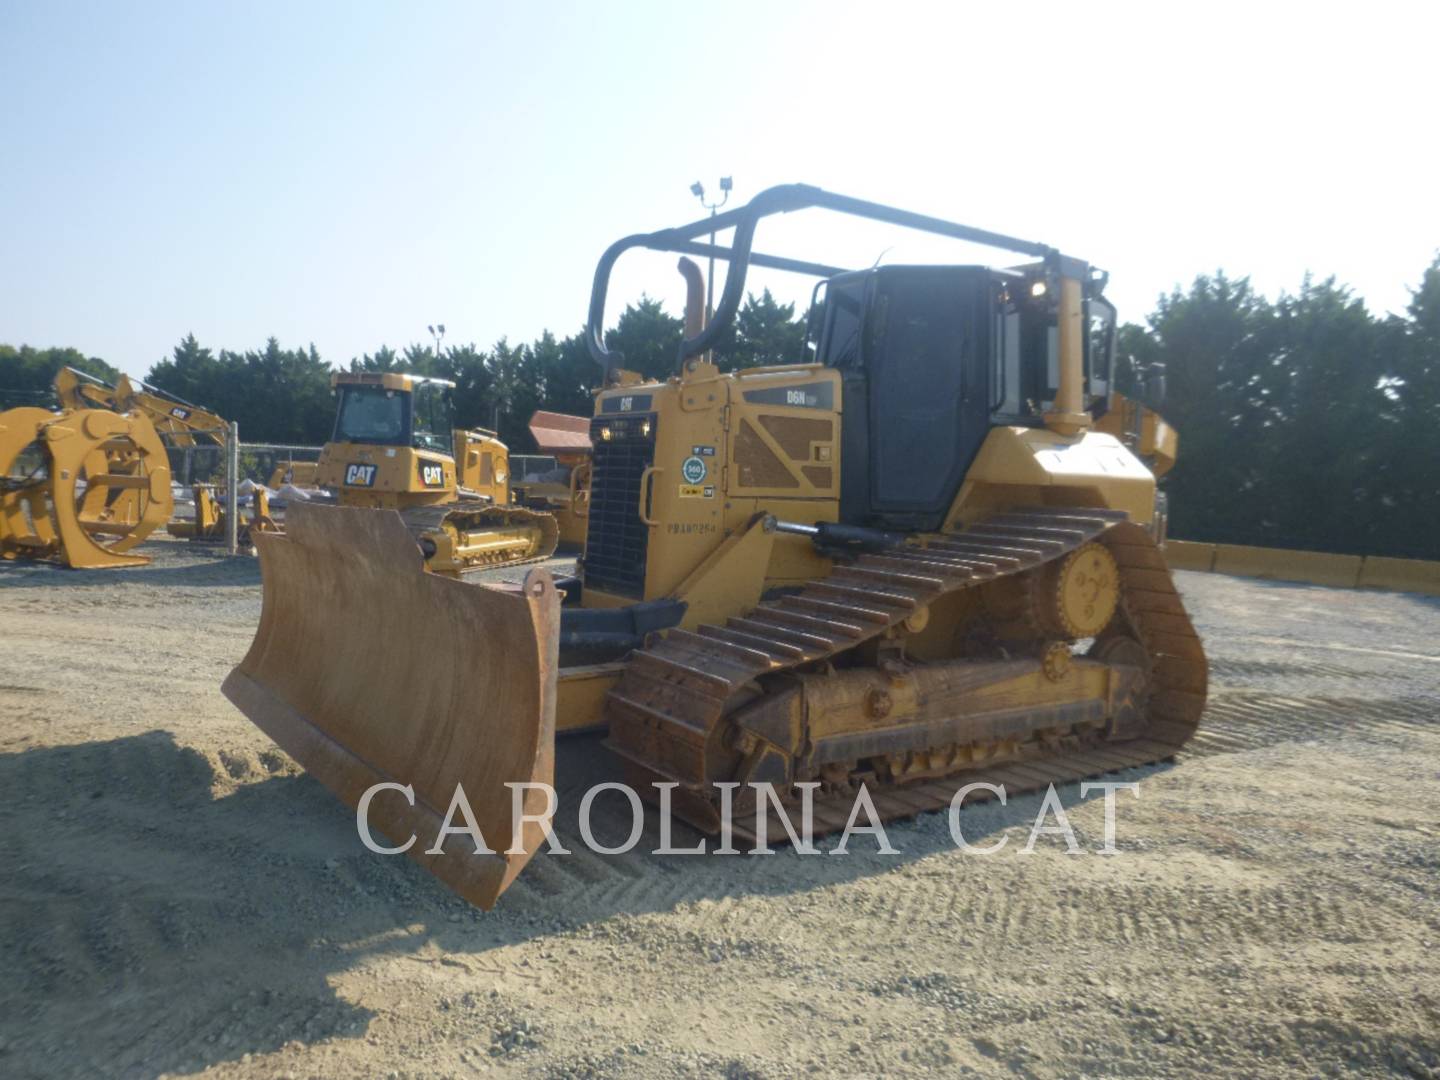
[3,1,1436,379]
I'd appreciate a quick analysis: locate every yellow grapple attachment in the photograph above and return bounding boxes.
[0,406,173,569]
[221,502,561,908]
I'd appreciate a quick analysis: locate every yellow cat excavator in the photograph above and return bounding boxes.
[314,371,558,575]
[224,185,1206,908]
[54,366,231,449]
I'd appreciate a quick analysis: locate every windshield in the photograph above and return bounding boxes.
[1085,296,1116,400]
[411,382,454,453]
[334,386,406,444]
[815,277,867,370]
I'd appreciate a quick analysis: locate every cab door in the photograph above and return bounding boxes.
[863,267,992,530]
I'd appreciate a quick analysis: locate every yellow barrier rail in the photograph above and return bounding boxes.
[1165,540,1440,596]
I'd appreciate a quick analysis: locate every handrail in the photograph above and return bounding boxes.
[584,183,1058,381]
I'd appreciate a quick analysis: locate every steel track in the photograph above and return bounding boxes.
[605,508,1208,841]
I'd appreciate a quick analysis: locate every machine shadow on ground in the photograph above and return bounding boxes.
[0,729,1165,1076]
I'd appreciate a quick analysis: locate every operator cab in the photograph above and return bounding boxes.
[806,264,1116,531]
[583,183,1123,538]
[332,376,456,454]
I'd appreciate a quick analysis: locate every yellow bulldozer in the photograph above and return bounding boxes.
[223,184,1207,908]
[314,371,558,574]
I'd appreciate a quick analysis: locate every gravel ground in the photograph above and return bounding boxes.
[1,536,1437,1079]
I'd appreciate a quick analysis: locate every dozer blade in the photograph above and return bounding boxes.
[221,502,561,909]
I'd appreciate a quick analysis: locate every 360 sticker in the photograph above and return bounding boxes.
[681,455,707,484]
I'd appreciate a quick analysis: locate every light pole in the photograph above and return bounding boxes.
[427,323,446,365]
[690,176,732,319]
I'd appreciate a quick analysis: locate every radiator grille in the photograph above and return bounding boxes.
[801,464,834,489]
[583,414,656,597]
[759,415,833,461]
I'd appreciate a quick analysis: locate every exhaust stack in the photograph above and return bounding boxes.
[676,256,708,372]
[1044,272,1092,437]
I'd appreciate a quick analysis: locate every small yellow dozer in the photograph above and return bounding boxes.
[316,372,559,575]
[226,185,1206,908]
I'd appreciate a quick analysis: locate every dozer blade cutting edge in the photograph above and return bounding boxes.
[221,502,560,909]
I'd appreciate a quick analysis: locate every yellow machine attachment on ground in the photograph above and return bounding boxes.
[224,185,1207,908]
[166,484,279,546]
[268,460,319,489]
[314,372,558,575]
[0,404,174,568]
[510,410,593,549]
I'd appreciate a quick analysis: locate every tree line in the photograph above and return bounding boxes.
[3,261,1437,559]
[140,289,806,452]
[1116,259,1440,559]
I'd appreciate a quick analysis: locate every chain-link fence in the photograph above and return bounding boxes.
[164,429,324,553]
[236,442,325,491]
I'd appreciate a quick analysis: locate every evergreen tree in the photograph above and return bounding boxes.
[0,345,122,406]
[602,297,684,382]
[440,344,496,432]
[728,288,807,369]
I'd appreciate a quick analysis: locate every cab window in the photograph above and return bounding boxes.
[334,386,406,444]
[1085,296,1116,400]
[815,277,867,370]
[411,383,454,453]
